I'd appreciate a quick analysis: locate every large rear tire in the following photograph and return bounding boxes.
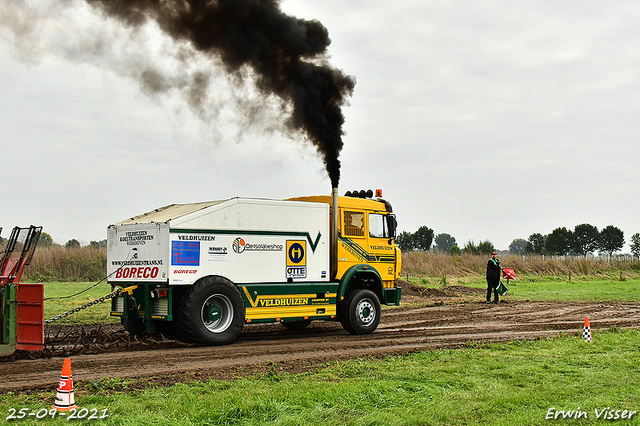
[339,289,381,335]
[175,276,245,345]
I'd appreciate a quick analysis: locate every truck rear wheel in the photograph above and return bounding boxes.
[339,289,381,335]
[176,276,245,345]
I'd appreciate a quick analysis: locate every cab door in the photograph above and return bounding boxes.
[336,209,368,279]
[367,213,397,286]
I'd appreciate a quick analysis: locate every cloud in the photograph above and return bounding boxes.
[1,0,639,251]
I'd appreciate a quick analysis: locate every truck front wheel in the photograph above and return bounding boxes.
[176,277,245,345]
[339,289,381,335]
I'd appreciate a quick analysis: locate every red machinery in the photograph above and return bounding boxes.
[0,226,44,356]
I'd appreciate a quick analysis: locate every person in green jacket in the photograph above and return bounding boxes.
[486,251,501,304]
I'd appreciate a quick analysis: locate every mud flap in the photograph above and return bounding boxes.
[0,286,16,356]
[383,287,401,306]
[15,283,44,351]
[0,343,15,357]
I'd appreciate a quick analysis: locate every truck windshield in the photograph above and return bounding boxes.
[368,213,388,238]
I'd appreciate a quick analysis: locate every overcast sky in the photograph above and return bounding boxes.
[1,0,639,252]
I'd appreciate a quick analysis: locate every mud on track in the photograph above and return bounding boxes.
[2,285,640,394]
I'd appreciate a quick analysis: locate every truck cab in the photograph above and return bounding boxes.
[288,190,401,303]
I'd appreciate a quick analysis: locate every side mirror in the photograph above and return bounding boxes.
[387,214,397,241]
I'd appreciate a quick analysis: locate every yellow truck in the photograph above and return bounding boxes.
[107,189,401,345]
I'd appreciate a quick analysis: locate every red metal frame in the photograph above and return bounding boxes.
[1,226,44,352]
[1,226,42,287]
[15,283,44,351]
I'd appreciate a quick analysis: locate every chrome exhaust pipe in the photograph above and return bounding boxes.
[331,187,338,280]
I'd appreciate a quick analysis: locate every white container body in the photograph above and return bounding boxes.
[107,198,330,285]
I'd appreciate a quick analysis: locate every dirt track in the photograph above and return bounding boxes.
[2,285,640,394]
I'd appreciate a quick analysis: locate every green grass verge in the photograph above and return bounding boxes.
[2,329,640,425]
[43,282,118,325]
[407,276,640,303]
[468,278,640,303]
[42,277,640,326]
[501,279,640,302]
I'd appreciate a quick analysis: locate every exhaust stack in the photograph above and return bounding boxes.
[331,187,339,280]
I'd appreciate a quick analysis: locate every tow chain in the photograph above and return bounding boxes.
[44,288,121,325]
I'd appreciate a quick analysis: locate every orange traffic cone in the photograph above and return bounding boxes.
[52,358,78,412]
[582,317,592,342]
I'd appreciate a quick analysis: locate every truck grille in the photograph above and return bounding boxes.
[154,298,169,316]
[112,296,124,313]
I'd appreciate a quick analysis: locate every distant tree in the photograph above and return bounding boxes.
[396,231,414,252]
[449,245,462,256]
[599,225,624,255]
[509,238,527,255]
[65,239,81,249]
[545,227,573,255]
[477,240,495,256]
[413,226,434,251]
[525,233,546,255]
[98,239,107,248]
[38,232,54,247]
[463,241,478,255]
[434,233,456,253]
[630,233,640,258]
[572,223,599,256]
[89,241,101,249]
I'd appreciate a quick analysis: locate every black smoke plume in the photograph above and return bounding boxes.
[86,0,355,186]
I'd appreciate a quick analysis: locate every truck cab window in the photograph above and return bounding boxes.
[343,211,365,237]
[369,213,388,239]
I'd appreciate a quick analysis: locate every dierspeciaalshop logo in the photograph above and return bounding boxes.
[233,237,283,254]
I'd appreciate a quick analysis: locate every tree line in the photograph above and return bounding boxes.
[0,231,107,250]
[521,224,634,256]
[397,224,640,257]
[396,227,497,255]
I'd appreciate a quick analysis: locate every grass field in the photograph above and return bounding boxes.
[3,276,637,425]
[43,282,119,324]
[492,279,640,302]
[2,329,639,425]
[405,275,640,303]
[42,276,640,325]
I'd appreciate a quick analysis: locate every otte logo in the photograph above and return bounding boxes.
[286,240,307,279]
